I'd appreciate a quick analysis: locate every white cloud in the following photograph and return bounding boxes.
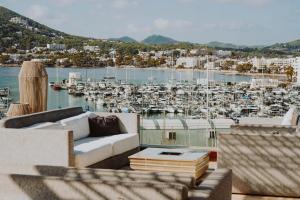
[203,21,256,31]
[153,18,192,30]
[177,0,195,3]
[110,0,139,9]
[52,0,78,7]
[25,4,68,26]
[26,5,49,20]
[126,24,151,33]
[153,18,170,30]
[173,19,192,28]
[213,0,272,7]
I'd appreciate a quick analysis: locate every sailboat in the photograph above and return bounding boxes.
[51,67,62,90]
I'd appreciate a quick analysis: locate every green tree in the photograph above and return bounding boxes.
[0,54,9,64]
[284,65,295,82]
[236,63,253,73]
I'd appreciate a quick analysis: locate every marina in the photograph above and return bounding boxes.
[0,66,298,121]
[0,87,12,119]
[57,71,298,121]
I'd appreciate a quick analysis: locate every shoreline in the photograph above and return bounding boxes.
[0,64,286,79]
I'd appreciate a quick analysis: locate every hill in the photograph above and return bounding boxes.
[207,41,248,49]
[0,6,90,50]
[142,34,178,45]
[206,41,265,50]
[109,36,137,43]
[267,39,300,52]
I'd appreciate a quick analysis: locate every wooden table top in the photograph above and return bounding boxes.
[129,148,208,162]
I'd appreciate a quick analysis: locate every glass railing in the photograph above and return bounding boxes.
[139,117,231,148]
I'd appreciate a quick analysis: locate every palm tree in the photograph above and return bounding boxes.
[284,65,295,82]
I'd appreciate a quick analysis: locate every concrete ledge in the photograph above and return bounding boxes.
[218,132,300,197]
[0,165,196,189]
[0,173,188,200]
[188,169,232,200]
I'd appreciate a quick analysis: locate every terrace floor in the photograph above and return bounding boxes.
[232,194,300,200]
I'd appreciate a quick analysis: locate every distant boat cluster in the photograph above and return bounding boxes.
[0,87,12,119]
[50,72,300,120]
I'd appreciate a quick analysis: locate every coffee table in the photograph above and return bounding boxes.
[129,148,209,180]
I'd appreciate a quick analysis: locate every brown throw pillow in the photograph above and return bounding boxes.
[88,115,122,137]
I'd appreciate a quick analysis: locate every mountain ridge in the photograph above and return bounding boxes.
[108,36,137,43]
[1,6,300,52]
[142,34,178,45]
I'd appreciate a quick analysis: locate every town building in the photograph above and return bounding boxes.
[295,57,300,85]
[47,43,66,51]
[252,57,296,69]
[250,78,279,89]
[83,45,100,52]
[176,57,205,68]
[216,50,232,57]
[9,17,28,26]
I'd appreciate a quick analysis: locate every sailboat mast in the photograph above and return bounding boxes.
[206,55,210,136]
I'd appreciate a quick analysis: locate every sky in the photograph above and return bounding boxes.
[1,0,300,45]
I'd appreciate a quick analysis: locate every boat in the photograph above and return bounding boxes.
[52,84,62,91]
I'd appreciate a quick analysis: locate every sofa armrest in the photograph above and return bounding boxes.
[94,112,139,134]
[0,128,74,167]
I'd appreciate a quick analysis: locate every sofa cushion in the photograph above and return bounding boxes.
[26,122,66,131]
[25,122,55,129]
[74,137,113,167]
[99,133,139,156]
[88,115,122,137]
[60,112,96,141]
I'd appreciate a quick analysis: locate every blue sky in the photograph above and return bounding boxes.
[1,0,300,45]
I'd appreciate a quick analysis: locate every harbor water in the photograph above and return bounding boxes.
[0,66,251,111]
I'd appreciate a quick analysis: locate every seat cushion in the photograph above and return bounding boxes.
[100,133,140,156]
[60,112,97,141]
[74,137,113,167]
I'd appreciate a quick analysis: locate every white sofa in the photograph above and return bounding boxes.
[0,107,140,168]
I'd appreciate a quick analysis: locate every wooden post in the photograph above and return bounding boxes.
[19,61,48,113]
[6,103,31,117]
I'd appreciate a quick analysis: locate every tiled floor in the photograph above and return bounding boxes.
[232,194,300,200]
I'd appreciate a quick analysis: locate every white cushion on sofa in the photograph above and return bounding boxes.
[60,112,96,141]
[26,122,65,130]
[74,137,113,167]
[98,133,139,156]
[25,122,55,129]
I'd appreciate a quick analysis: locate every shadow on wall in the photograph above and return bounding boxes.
[218,131,300,197]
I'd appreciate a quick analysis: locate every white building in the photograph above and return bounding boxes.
[67,48,78,54]
[295,57,300,85]
[252,57,296,69]
[216,50,232,57]
[250,78,279,89]
[176,57,204,68]
[204,62,214,69]
[47,43,66,51]
[83,45,100,52]
[31,58,51,63]
[190,49,200,55]
[68,72,82,87]
[9,17,28,26]
[8,54,21,62]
